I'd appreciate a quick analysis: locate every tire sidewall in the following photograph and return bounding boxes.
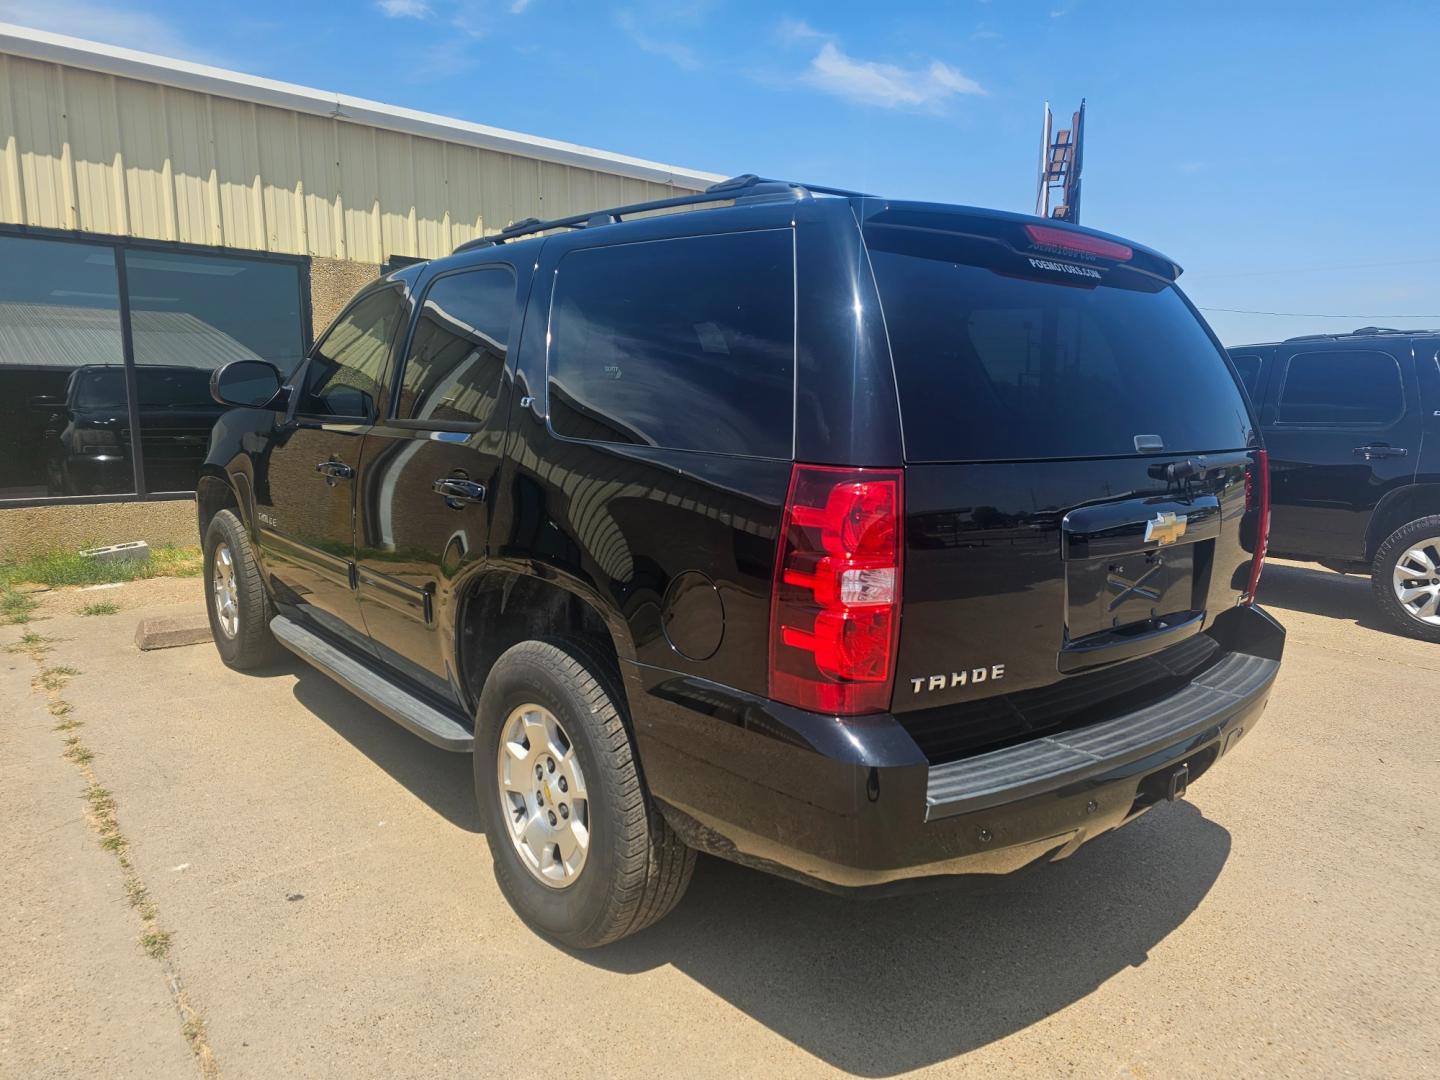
[1372,516,1440,643]
[475,645,627,944]
[203,509,270,666]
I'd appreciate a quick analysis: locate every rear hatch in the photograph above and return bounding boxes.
[862,204,1260,763]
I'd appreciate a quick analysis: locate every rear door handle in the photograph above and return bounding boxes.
[432,477,486,506]
[1353,444,1408,460]
[315,460,354,479]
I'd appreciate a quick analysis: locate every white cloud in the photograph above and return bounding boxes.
[0,0,224,62]
[509,0,534,11]
[615,10,699,70]
[803,40,985,109]
[776,17,823,43]
[376,0,431,17]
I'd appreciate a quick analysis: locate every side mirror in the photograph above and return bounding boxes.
[211,360,287,409]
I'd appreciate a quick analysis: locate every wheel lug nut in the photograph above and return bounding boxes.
[560,804,569,819]
[546,758,556,773]
[536,791,544,806]
[558,777,568,793]
[535,765,543,780]
[547,811,557,826]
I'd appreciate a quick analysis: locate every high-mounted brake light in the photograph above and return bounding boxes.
[1242,449,1270,604]
[769,464,904,715]
[1024,223,1133,262]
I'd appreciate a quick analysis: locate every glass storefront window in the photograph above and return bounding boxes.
[0,236,130,499]
[0,233,306,502]
[124,249,305,494]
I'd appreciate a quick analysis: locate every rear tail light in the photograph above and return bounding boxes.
[1242,448,1270,603]
[1024,223,1133,262]
[769,464,903,715]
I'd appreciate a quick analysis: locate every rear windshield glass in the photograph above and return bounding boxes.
[866,227,1252,462]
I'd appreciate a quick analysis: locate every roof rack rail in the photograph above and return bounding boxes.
[453,174,875,252]
[1282,325,1440,343]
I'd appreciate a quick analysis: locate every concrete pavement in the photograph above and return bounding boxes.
[1,562,1436,1077]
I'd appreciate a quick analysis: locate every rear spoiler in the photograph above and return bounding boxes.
[855,200,1182,282]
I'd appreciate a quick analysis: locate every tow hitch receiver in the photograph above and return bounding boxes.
[1167,763,1190,801]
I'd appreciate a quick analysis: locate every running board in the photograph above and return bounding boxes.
[270,615,474,752]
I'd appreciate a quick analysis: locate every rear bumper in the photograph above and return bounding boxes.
[626,604,1284,891]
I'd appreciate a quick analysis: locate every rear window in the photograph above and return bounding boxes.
[866,227,1252,462]
[547,230,794,458]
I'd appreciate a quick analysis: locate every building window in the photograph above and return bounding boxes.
[0,232,306,503]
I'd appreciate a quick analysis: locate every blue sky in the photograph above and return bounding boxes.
[3,0,1437,345]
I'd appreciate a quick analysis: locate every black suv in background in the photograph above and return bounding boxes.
[198,175,1283,946]
[1229,328,1440,640]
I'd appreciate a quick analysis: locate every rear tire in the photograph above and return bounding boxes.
[475,638,695,948]
[1371,515,1440,643]
[203,508,281,669]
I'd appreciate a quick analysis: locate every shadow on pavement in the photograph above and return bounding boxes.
[1258,562,1387,629]
[251,653,1229,1075]
[587,803,1229,1076]
[283,659,484,833]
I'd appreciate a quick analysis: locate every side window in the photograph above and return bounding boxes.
[1276,350,1403,425]
[299,287,404,418]
[396,268,515,426]
[547,230,794,458]
[1229,352,1262,401]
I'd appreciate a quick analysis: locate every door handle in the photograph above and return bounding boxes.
[432,477,486,507]
[315,460,354,479]
[1353,444,1408,460]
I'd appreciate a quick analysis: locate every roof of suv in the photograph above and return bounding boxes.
[1232,326,1440,348]
[434,173,1180,279]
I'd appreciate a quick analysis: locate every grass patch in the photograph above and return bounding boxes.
[5,630,52,655]
[80,601,121,616]
[37,665,79,691]
[63,740,94,765]
[48,699,74,718]
[0,544,203,590]
[1,588,38,624]
[140,928,172,959]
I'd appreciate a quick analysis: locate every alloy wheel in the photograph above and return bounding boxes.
[1392,537,1440,625]
[495,703,591,888]
[211,542,240,638]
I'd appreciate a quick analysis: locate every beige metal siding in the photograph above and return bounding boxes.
[0,53,702,261]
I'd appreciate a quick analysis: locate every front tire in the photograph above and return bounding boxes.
[203,508,281,669]
[475,639,694,948]
[1371,515,1440,642]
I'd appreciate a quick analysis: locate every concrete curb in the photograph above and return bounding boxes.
[134,614,213,651]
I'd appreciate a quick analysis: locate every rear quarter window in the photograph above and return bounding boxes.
[1275,350,1403,425]
[546,229,794,458]
[865,226,1252,462]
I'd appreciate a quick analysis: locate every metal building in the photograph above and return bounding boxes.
[0,22,720,552]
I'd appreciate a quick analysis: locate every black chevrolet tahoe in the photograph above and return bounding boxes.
[198,175,1284,947]
[1229,329,1440,641]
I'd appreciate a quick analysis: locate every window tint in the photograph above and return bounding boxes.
[547,230,794,458]
[866,227,1252,461]
[397,268,514,426]
[1276,350,1403,425]
[300,287,404,418]
[1229,353,1262,401]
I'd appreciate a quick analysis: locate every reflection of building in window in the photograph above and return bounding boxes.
[0,302,267,369]
[402,302,507,425]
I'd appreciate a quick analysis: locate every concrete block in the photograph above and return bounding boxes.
[134,613,212,651]
[80,541,150,566]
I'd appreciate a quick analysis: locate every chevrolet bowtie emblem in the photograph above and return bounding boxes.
[1145,510,1188,547]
